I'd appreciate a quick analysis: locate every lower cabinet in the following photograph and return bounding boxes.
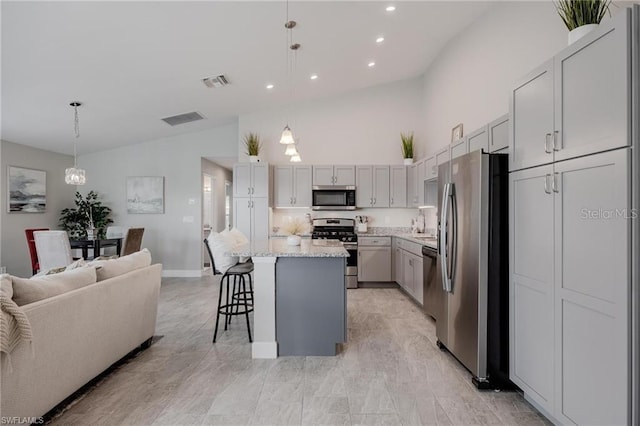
[510,149,630,424]
[358,237,391,282]
[393,238,424,305]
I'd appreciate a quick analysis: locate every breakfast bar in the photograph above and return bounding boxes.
[231,238,349,358]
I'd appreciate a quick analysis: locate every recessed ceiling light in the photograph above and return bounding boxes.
[386,6,396,12]
[376,36,385,43]
[266,84,274,90]
[368,62,376,67]
[310,74,318,80]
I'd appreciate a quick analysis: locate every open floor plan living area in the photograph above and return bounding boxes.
[1,1,639,425]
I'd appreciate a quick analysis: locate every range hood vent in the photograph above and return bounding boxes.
[202,75,229,88]
[161,111,205,127]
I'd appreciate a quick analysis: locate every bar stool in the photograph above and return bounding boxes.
[203,239,254,343]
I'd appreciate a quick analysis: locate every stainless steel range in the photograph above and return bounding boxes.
[311,218,358,289]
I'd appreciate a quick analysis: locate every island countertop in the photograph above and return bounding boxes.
[229,238,349,258]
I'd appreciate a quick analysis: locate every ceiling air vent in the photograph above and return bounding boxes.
[161,111,205,127]
[202,75,230,88]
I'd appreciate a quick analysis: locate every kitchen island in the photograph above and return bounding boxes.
[231,238,349,358]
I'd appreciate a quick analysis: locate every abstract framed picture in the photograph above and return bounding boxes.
[126,176,164,214]
[8,166,46,213]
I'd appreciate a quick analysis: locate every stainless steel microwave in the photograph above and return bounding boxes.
[312,186,356,211]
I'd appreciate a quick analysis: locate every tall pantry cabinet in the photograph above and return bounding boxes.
[509,8,637,425]
[233,163,270,242]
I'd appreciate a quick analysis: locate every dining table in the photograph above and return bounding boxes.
[70,237,122,260]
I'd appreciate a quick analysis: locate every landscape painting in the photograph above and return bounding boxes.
[8,166,46,213]
[127,176,164,214]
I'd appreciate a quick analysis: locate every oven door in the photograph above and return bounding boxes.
[344,243,358,289]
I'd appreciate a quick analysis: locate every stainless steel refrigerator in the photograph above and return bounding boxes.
[435,149,510,389]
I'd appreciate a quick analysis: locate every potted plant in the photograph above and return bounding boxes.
[401,132,414,165]
[555,0,611,45]
[60,191,113,239]
[281,217,308,246]
[244,132,262,163]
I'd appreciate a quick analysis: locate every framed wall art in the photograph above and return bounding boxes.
[8,166,46,213]
[126,176,164,214]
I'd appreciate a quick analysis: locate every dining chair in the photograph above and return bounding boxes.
[121,228,144,256]
[33,231,74,271]
[25,228,49,275]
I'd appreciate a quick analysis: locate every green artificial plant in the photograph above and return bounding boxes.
[59,191,113,239]
[555,0,611,30]
[244,132,262,156]
[401,132,414,159]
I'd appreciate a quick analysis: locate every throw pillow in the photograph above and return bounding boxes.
[33,258,88,277]
[1,274,13,299]
[207,233,238,273]
[227,228,251,263]
[11,266,98,306]
[88,248,152,281]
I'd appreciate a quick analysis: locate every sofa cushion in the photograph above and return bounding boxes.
[1,274,13,299]
[11,266,98,306]
[89,248,152,282]
[33,258,87,277]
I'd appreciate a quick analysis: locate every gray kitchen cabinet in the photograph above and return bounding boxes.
[356,166,390,208]
[450,138,468,159]
[392,238,403,284]
[417,160,426,206]
[389,166,407,208]
[233,196,269,242]
[396,238,424,304]
[489,114,509,153]
[233,163,269,198]
[358,236,392,282]
[424,156,437,180]
[467,125,489,154]
[274,165,312,208]
[424,180,437,208]
[509,164,555,415]
[407,163,418,207]
[435,147,451,181]
[313,165,355,186]
[510,9,629,172]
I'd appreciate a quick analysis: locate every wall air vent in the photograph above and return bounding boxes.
[202,75,230,88]
[161,111,205,127]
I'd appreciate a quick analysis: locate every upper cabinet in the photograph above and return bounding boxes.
[510,10,630,171]
[233,163,269,198]
[356,166,390,208]
[274,165,312,208]
[389,166,407,208]
[313,165,355,186]
[467,125,489,154]
[450,138,469,159]
[424,156,437,181]
[489,114,509,153]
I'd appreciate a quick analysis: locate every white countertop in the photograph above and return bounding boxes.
[357,229,438,249]
[230,238,349,258]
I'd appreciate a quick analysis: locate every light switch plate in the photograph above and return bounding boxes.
[182,216,194,223]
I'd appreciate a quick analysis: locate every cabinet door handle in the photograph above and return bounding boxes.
[290,197,293,204]
[373,198,376,205]
[294,197,296,204]
[544,174,551,194]
[248,187,251,195]
[391,197,394,205]
[544,133,552,154]
[552,172,559,193]
[553,130,560,152]
[248,200,251,208]
[409,259,413,266]
[252,187,255,194]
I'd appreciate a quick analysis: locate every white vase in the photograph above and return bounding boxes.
[568,24,598,45]
[287,235,301,246]
[403,158,413,166]
[249,155,259,163]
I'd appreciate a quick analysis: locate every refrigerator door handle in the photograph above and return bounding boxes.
[448,183,457,293]
[440,182,452,292]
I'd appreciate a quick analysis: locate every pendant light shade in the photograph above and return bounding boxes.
[65,102,86,185]
[290,154,301,163]
[279,125,295,145]
[284,143,298,156]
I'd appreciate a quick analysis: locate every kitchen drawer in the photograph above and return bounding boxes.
[395,238,422,257]
[359,236,391,246]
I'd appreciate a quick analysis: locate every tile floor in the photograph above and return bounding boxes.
[50,276,551,425]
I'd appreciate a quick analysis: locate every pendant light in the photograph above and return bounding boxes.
[65,102,86,185]
[279,1,302,161]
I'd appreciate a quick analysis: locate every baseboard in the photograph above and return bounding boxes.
[252,342,278,359]
[161,269,203,278]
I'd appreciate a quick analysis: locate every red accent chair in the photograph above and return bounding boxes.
[25,228,49,275]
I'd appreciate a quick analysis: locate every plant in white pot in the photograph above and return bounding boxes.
[556,0,611,45]
[244,132,262,163]
[281,217,308,246]
[401,132,414,165]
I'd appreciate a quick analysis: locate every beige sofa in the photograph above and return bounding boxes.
[1,263,162,419]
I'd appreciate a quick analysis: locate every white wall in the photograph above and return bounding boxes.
[201,158,232,233]
[238,77,426,165]
[79,123,238,276]
[420,1,631,156]
[0,140,76,277]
